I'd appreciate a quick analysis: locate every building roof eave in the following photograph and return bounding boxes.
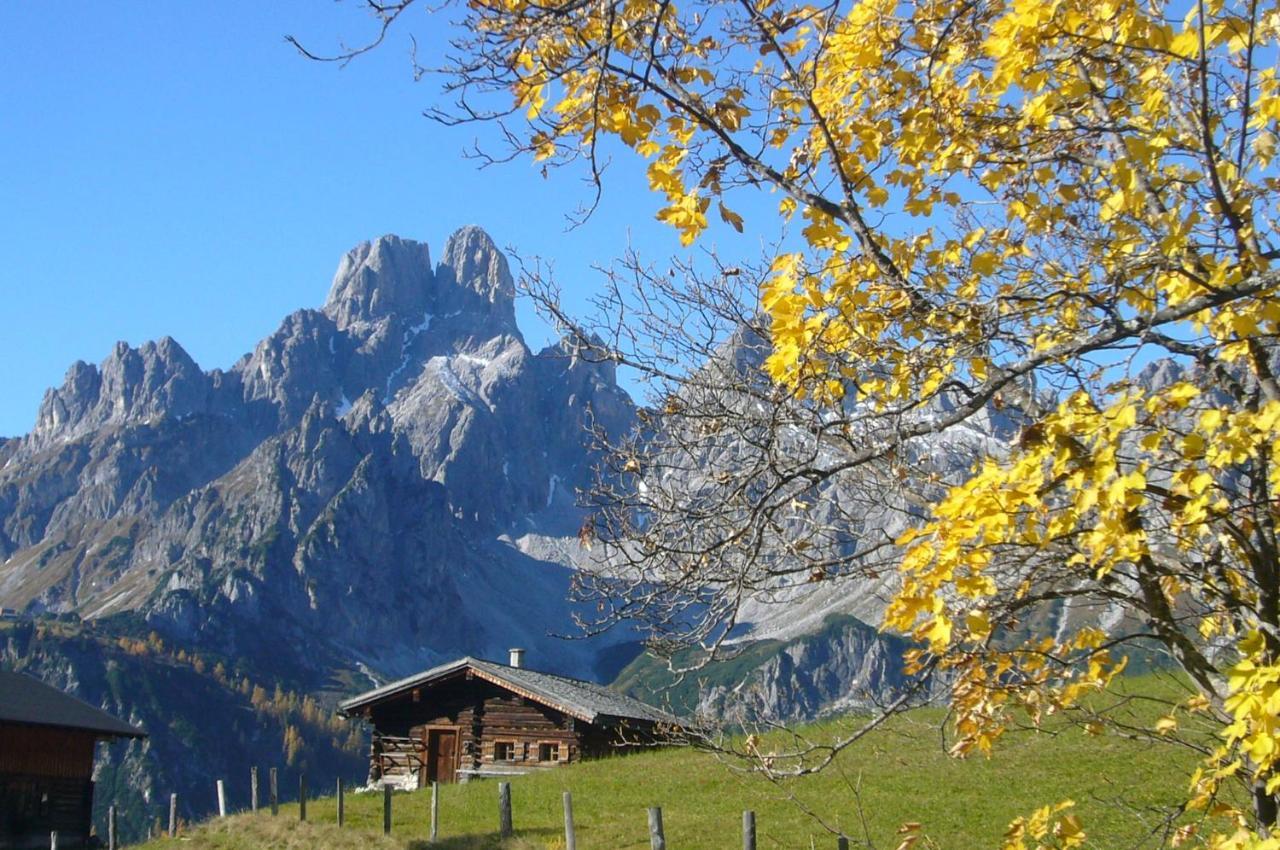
[0,671,147,739]
[337,657,474,715]
[465,666,597,724]
[337,656,676,726]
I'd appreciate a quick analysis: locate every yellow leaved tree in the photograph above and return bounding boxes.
[304,0,1280,843]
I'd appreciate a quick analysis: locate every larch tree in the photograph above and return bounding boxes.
[298,0,1280,845]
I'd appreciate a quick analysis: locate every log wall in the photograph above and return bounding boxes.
[460,691,580,773]
[0,722,97,849]
[0,724,96,778]
[360,671,662,785]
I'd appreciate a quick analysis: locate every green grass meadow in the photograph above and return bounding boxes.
[133,675,1216,850]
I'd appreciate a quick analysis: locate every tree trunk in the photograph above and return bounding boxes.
[1254,778,1278,836]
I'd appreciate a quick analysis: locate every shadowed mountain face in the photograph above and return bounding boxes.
[0,226,635,681]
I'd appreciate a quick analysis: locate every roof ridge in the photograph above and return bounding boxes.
[472,658,677,722]
[340,655,677,724]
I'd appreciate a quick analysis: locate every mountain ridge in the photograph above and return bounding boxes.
[0,226,634,680]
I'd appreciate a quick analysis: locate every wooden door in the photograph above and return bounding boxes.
[425,728,459,784]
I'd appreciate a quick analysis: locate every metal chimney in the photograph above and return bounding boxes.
[508,648,525,668]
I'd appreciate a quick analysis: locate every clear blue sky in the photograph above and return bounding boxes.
[0,2,759,438]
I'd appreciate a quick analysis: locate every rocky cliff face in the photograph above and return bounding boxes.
[695,618,919,722]
[0,226,634,682]
[612,614,922,722]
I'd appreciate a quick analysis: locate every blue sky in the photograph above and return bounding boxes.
[0,2,761,437]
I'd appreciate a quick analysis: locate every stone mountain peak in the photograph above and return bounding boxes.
[323,226,515,331]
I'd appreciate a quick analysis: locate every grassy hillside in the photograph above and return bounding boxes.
[132,675,1215,850]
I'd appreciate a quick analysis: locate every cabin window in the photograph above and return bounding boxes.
[538,742,561,762]
[494,740,517,761]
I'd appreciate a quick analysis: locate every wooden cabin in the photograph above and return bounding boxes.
[339,650,674,786]
[0,671,145,849]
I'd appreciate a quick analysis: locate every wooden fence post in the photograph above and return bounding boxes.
[563,791,576,850]
[107,804,117,850]
[168,793,177,837]
[837,837,850,850]
[430,781,439,842]
[743,810,756,850]
[251,766,259,813]
[269,767,278,816]
[648,807,666,850]
[217,780,227,818]
[299,774,307,822]
[49,830,57,850]
[383,783,393,835]
[498,782,513,837]
[337,777,345,827]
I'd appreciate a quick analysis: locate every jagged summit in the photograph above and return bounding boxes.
[324,234,433,329]
[436,225,517,328]
[27,228,529,446]
[33,336,211,442]
[322,226,516,333]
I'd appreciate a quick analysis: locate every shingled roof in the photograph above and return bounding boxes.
[0,671,146,738]
[338,656,675,725]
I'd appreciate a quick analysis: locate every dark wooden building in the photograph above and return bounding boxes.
[0,671,145,849]
[339,651,674,786]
